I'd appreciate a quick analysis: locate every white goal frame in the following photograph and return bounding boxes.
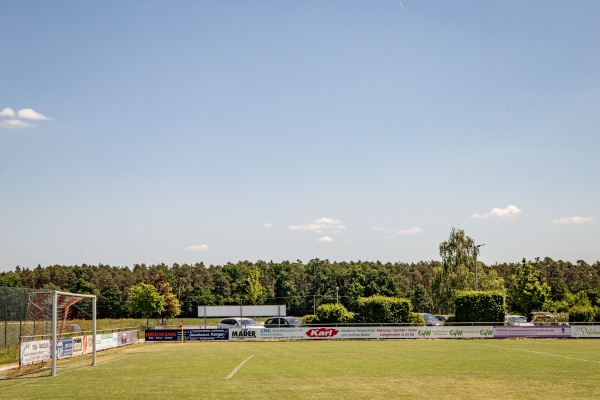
[50,291,97,377]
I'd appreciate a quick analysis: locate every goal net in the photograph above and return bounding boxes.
[10,290,97,378]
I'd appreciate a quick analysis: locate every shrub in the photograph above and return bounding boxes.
[354,296,412,324]
[410,312,426,326]
[569,305,596,323]
[455,291,505,323]
[311,303,354,324]
[529,312,569,325]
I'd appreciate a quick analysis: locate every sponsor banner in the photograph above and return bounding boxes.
[82,335,94,354]
[145,329,180,341]
[145,329,229,341]
[229,328,262,340]
[93,330,137,348]
[493,325,571,338]
[232,326,495,340]
[415,326,494,339]
[230,327,346,340]
[253,328,307,340]
[96,332,119,350]
[571,325,600,338]
[373,327,419,338]
[20,340,52,365]
[119,331,137,346]
[20,331,138,365]
[57,338,73,358]
[188,329,228,341]
[72,336,84,356]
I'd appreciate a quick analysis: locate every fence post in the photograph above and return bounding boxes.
[3,287,8,349]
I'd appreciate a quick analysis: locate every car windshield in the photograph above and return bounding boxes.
[286,318,300,324]
[241,319,258,325]
[423,314,438,322]
[508,316,526,323]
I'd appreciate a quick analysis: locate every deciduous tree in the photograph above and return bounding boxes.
[508,260,550,314]
[129,283,165,326]
[432,228,476,313]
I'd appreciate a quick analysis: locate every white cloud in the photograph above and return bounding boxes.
[0,108,16,117]
[372,226,424,237]
[551,216,593,224]
[184,244,210,252]
[1,107,50,129]
[0,119,35,129]
[318,236,334,243]
[17,108,49,120]
[471,204,522,219]
[263,221,274,228]
[288,217,346,232]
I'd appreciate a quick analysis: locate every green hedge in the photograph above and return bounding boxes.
[569,305,596,322]
[455,291,505,323]
[354,296,412,324]
[410,312,426,326]
[306,303,354,324]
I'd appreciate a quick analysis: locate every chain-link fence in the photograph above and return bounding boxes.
[0,287,46,349]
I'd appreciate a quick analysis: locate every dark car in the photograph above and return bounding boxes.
[263,316,302,328]
[419,313,444,326]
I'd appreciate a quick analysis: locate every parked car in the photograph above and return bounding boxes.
[217,318,262,329]
[505,315,534,326]
[263,316,302,328]
[419,313,444,326]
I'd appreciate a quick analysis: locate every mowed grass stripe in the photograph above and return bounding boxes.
[1,339,599,400]
[483,342,600,364]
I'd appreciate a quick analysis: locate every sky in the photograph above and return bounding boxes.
[1,1,599,271]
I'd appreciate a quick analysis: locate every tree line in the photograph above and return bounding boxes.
[1,229,599,321]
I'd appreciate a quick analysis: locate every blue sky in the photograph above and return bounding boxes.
[1,1,599,271]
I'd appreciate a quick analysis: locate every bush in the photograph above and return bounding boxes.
[528,312,569,325]
[311,303,354,324]
[410,312,426,326]
[354,296,412,324]
[569,305,596,323]
[455,291,505,323]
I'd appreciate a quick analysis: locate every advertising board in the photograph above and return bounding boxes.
[144,329,229,341]
[570,325,600,338]
[493,325,571,338]
[415,326,494,339]
[197,305,286,317]
[57,338,73,358]
[96,333,118,350]
[20,340,52,365]
[228,326,495,340]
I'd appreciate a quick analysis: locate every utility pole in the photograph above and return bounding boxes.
[474,244,485,290]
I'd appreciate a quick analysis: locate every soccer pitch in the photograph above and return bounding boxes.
[2,339,600,399]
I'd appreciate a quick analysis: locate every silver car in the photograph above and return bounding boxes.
[419,313,444,326]
[217,317,262,329]
[505,315,534,326]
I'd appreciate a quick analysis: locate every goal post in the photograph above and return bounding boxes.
[11,289,98,378]
[50,291,97,377]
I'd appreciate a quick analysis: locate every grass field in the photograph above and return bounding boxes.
[1,339,599,399]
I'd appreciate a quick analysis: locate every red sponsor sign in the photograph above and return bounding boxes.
[305,328,340,338]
